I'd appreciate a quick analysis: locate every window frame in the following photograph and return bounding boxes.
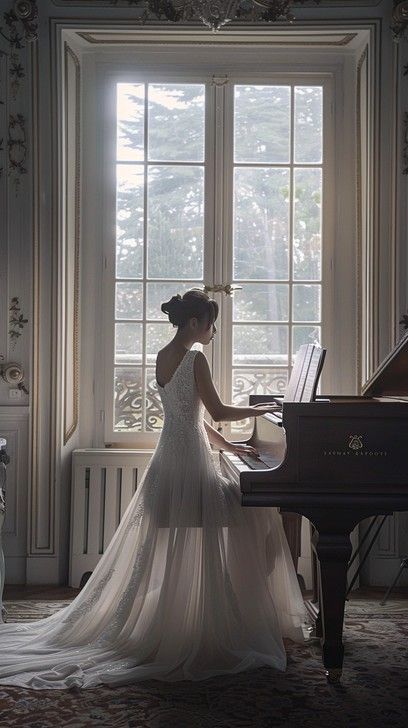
[93,59,340,447]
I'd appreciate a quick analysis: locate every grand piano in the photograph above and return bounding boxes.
[220,337,408,682]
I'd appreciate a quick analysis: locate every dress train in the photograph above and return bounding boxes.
[0,349,308,689]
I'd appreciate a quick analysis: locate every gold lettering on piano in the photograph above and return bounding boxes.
[323,450,387,457]
[322,435,387,457]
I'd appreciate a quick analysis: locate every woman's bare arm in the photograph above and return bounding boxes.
[203,419,227,449]
[203,419,259,456]
[194,351,277,422]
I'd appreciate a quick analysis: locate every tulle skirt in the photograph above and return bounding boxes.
[0,434,308,690]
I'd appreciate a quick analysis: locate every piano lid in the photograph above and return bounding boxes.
[362,332,408,397]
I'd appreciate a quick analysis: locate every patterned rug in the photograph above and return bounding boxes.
[0,598,407,728]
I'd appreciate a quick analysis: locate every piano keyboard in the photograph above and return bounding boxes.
[237,453,271,470]
[221,451,279,476]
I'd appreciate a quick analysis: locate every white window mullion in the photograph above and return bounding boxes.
[320,77,335,394]
[142,81,148,432]
[220,78,235,440]
[203,77,216,382]
[289,84,295,371]
[210,76,230,433]
[103,80,119,446]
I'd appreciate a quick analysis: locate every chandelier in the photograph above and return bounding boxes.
[127,1,319,32]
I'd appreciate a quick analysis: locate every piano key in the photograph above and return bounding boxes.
[238,453,270,470]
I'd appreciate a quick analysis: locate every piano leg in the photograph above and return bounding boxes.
[305,523,321,636]
[249,498,402,681]
[281,511,302,572]
[312,527,353,683]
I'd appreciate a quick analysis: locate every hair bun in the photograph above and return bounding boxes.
[161,288,218,330]
[161,294,182,315]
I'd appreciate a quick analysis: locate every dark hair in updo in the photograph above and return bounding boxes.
[161,289,219,330]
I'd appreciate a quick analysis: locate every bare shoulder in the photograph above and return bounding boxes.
[155,345,172,379]
[157,344,170,358]
[193,350,209,376]
[193,350,223,421]
[156,345,171,365]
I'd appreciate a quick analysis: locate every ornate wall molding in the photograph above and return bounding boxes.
[63,43,81,445]
[356,44,369,390]
[29,37,56,562]
[0,50,6,180]
[403,63,408,175]
[0,47,8,362]
[403,110,408,174]
[8,112,27,186]
[77,29,358,45]
[0,1,38,49]
[392,1,408,41]
[0,1,37,191]
[0,407,29,584]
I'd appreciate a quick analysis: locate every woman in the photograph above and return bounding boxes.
[0,289,307,690]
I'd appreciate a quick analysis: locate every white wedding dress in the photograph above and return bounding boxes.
[0,349,307,690]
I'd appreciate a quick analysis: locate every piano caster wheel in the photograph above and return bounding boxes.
[325,668,342,684]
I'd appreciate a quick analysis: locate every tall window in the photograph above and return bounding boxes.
[105,76,327,444]
[113,82,206,435]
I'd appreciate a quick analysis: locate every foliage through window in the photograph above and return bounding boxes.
[110,80,323,436]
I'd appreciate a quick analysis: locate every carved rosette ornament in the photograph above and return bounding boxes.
[392,1,408,41]
[0,1,38,47]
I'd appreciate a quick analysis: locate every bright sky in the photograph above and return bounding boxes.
[117,83,205,120]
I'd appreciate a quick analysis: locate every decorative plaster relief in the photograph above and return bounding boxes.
[0,1,37,189]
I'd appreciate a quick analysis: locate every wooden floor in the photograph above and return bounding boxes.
[3,583,408,601]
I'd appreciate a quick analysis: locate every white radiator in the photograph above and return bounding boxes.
[69,449,153,587]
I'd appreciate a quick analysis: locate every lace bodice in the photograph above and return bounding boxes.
[156,349,207,439]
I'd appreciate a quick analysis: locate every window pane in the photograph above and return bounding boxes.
[293,168,322,280]
[114,367,142,432]
[292,325,321,360]
[294,86,323,164]
[232,367,289,400]
[233,325,288,366]
[231,367,289,435]
[115,323,142,364]
[147,282,202,320]
[234,168,289,280]
[233,284,289,321]
[146,322,174,364]
[147,166,204,279]
[117,83,144,162]
[116,282,143,320]
[145,368,164,431]
[116,165,144,278]
[148,84,205,162]
[234,85,290,163]
[292,284,321,322]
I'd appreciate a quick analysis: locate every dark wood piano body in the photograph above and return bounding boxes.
[220,335,408,681]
